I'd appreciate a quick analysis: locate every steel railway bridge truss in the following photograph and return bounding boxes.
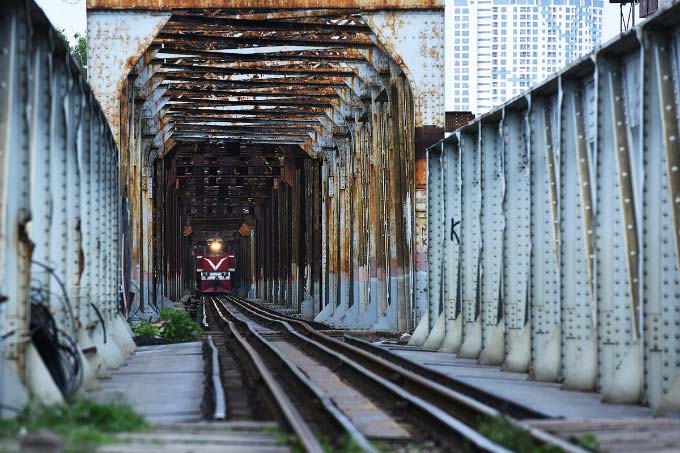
[86,1,444,332]
[420,6,680,411]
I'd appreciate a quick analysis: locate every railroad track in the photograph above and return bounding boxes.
[207,294,587,453]
[207,296,372,453]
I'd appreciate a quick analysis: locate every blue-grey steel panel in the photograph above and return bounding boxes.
[0,0,121,406]
[502,109,532,372]
[458,130,483,359]
[478,121,505,365]
[440,141,462,352]
[528,95,561,382]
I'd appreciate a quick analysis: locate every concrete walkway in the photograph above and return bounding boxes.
[98,422,288,453]
[377,343,655,419]
[87,341,291,452]
[88,342,204,423]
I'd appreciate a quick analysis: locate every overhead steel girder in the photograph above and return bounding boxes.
[88,6,413,147]
[135,61,367,142]
[88,3,443,335]
[172,135,309,145]
[163,14,372,34]
[154,107,335,154]
[149,49,369,64]
[152,33,375,50]
[171,125,324,137]
[143,91,363,153]
[156,62,357,77]
[88,1,442,10]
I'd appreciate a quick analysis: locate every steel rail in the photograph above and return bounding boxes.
[201,297,209,329]
[219,296,514,452]
[205,335,227,419]
[342,335,545,419]
[208,297,372,453]
[227,297,542,420]
[225,295,587,453]
[225,297,331,330]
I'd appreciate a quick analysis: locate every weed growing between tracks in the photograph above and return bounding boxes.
[479,416,600,452]
[0,399,147,452]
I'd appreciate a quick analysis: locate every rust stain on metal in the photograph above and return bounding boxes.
[89,0,443,10]
[90,0,442,330]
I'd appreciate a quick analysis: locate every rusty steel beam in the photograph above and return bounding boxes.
[171,116,320,125]
[168,111,325,123]
[158,74,348,87]
[157,63,355,77]
[173,131,311,139]
[166,111,325,122]
[162,87,339,98]
[172,137,308,144]
[88,0,442,342]
[165,97,333,107]
[88,0,443,10]
[175,164,283,168]
[173,143,295,152]
[154,33,375,49]
[172,8,360,20]
[161,85,341,96]
[173,123,317,131]
[152,48,367,62]
[177,175,286,180]
[165,15,372,33]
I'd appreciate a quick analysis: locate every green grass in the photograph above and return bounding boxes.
[0,399,148,452]
[574,433,599,451]
[478,416,563,453]
[478,416,600,452]
[264,426,366,453]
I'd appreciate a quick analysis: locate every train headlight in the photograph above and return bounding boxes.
[209,241,223,253]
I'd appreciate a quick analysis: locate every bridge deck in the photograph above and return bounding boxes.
[378,344,655,419]
[87,342,204,423]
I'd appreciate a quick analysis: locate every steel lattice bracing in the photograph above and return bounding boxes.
[420,3,680,411]
[86,1,444,330]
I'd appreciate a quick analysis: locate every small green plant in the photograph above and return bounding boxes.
[0,399,147,452]
[478,416,563,453]
[131,320,161,338]
[574,433,599,451]
[159,308,201,342]
[275,431,304,453]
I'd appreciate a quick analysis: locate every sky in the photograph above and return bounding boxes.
[35,0,87,41]
[35,0,627,111]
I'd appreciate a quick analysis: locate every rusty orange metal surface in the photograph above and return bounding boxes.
[89,0,443,10]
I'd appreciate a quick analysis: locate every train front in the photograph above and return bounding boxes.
[198,239,236,293]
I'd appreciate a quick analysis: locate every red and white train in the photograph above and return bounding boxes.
[195,240,235,293]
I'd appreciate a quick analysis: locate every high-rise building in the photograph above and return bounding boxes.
[449,0,603,115]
